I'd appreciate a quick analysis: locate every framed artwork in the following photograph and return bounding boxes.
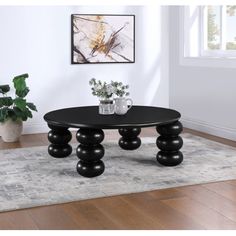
[71,14,135,64]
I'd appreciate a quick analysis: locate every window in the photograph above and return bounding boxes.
[183,5,236,58]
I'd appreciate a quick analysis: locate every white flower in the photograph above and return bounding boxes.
[106,84,115,95]
[112,87,117,93]
[94,84,102,91]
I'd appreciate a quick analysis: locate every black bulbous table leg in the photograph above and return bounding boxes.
[118,127,141,150]
[76,128,105,178]
[156,121,183,166]
[47,125,72,158]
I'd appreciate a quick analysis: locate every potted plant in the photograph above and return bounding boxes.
[0,74,37,142]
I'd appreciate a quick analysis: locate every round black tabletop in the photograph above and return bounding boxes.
[44,106,181,129]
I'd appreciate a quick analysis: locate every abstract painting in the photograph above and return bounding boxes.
[71,14,135,64]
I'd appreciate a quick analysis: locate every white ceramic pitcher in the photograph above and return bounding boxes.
[114,97,133,115]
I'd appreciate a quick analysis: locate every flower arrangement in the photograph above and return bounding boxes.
[111,81,130,97]
[89,78,129,100]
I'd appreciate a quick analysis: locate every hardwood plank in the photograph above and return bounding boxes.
[0,210,38,230]
[184,128,236,148]
[225,179,236,187]
[162,196,236,229]
[202,181,236,203]
[0,215,14,230]
[92,195,163,229]
[27,205,79,230]
[176,185,236,222]
[121,191,204,229]
[62,201,121,230]
[0,133,48,149]
[148,187,186,200]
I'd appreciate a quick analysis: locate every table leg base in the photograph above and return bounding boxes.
[76,160,105,178]
[48,144,72,158]
[76,128,105,177]
[156,121,183,166]
[47,126,72,158]
[119,137,141,150]
[118,128,141,150]
[156,151,183,166]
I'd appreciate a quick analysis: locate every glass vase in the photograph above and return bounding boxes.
[99,99,114,115]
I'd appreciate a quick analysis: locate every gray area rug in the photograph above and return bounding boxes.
[1,133,236,212]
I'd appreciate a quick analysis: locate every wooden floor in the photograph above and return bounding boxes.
[0,127,236,229]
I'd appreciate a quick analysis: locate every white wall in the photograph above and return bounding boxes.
[169,6,236,141]
[0,5,169,134]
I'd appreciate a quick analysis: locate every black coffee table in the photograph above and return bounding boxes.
[44,106,183,178]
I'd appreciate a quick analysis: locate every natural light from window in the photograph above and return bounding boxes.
[206,6,236,51]
[183,5,236,58]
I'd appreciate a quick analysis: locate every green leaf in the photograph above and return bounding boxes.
[13,73,29,81]
[26,102,37,112]
[13,106,22,117]
[13,107,27,121]
[16,87,29,98]
[21,113,28,121]
[0,97,13,107]
[13,98,27,111]
[13,74,29,98]
[25,108,32,118]
[13,76,27,91]
[7,109,17,121]
[0,85,10,94]
[0,107,8,122]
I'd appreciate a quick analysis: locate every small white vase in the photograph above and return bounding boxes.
[0,119,23,142]
[114,97,133,115]
[99,99,115,115]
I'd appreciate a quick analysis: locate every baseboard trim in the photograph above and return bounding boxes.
[181,116,236,141]
[22,122,78,135]
[23,123,49,134]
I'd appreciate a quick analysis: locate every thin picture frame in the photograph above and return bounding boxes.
[71,14,135,64]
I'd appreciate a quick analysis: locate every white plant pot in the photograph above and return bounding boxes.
[0,119,23,142]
